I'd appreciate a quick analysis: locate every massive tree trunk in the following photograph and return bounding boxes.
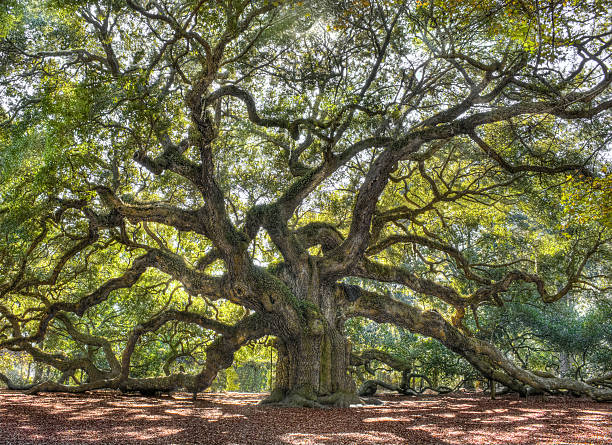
[267,325,357,407]
[260,269,359,407]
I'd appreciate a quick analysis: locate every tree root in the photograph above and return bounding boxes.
[318,391,363,408]
[260,389,368,408]
[260,389,325,408]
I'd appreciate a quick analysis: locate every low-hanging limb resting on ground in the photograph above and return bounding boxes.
[343,286,612,402]
[3,306,269,397]
[356,379,455,397]
[351,349,455,397]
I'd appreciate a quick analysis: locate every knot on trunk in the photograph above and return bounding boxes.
[308,318,324,336]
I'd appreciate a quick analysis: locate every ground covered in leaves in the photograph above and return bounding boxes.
[0,390,610,444]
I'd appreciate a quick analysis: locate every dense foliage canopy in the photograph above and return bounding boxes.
[0,0,611,405]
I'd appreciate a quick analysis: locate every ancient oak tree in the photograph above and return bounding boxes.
[1,0,611,405]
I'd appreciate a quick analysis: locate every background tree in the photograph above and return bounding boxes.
[1,0,611,406]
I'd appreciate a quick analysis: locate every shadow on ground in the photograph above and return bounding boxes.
[0,390,610,444]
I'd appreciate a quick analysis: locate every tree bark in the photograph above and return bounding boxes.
[262,280,359,407]
[559,351,571,378]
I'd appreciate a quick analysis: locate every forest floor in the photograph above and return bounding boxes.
[0,390,610,444]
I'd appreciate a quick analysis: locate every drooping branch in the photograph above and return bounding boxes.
[148,248,225,300]
[351,348,459,394]
[55,313,121,376]
[467,236,606,305]
[119,309,236,381]
[0,251,157,348]
[366,233,490,285]
[95,186,208,236]
[342,286,612,401]
[17,341,111,387]
[587,372,612,389]
[355,233,605,312]
[468,131,593,177]
[191,313,269,398]
[353,259,466,309]
[351,349,413,375]
[23,309,267,396]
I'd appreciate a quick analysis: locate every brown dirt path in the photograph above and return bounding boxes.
[0,390,610,444]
